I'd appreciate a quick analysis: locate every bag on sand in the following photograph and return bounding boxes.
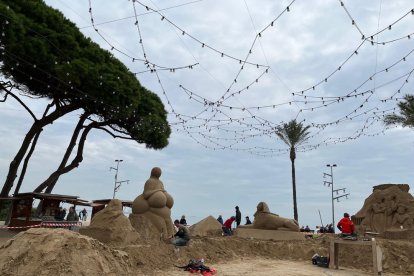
[311,254,329,268]
[176,259,217,275]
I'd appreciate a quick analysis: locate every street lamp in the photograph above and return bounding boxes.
[323,164,349,233]
[110,160,129,199]
[326,164,337,232]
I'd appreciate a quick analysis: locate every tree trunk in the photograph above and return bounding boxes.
[290,147,298,222]
[34,113,90,193]
[0,103,81,198]
[35,121,105,194]
[14,129,43,195]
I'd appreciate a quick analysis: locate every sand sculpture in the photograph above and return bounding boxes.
[79,199,140,246]
[0,228,131,275]
[130,167,175,239]
[240,202,299,231]
[354,184,414,234]
[189,215,223,237]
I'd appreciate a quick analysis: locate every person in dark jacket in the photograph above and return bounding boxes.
[66,206,79,221]
[245,216,252,225]
[54,207,66,221]
[235,206,241,227]
[172,219,190,246]
[337,213,355,236]
[217,215,223,225]
[180,215,187,225]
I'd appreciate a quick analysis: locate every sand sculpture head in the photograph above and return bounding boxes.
[240,201,298,232]
[256,202,270,213]
[150,167,162,178]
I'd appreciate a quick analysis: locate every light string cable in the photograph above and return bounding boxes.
[87,0,198,72]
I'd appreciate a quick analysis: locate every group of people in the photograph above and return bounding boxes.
[54,206,88,222]
[170,210,356,247]
[216,206,252,236]
[54,206,79,221]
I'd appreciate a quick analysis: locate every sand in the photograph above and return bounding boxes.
[1,228,413,275]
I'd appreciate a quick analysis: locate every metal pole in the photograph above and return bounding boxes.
[318,209,324,227]
[331,165,334,231]
[112,160,122,199]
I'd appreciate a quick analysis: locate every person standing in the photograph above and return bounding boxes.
[337,213,355,236]
[217,215,223,225]
[235,206,241,227]
[66,206,79,221]
[81,208,88,221]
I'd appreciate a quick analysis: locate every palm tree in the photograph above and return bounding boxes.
[275,119,311,222]
[384,94,414,128]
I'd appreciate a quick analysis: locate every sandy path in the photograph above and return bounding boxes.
[157,258,398,276]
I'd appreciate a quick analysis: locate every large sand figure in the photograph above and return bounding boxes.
[354,184,414,234]
[240,202,299,231]
[130,167,175,239]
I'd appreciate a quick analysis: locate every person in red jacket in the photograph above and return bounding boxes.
[222,216,235,236]
[337,213,355,236]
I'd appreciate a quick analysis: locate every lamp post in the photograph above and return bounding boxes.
[323,164,349,233]
[325,164,337,231]
[110,160,129,199]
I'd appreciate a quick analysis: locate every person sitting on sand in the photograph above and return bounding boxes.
[245,216,252,225]
[172,219,190,246]
[222,216,235,236]
[337,213,355,236]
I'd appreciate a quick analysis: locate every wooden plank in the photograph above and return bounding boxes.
[372,239,378,275]
[329,239,336,269]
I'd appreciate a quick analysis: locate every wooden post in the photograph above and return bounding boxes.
[372,238,382,275]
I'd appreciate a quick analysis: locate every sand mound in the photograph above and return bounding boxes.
[189,215,223,237]
[80,199,140,246]
[0,228,131,276]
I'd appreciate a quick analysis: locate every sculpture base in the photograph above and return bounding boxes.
[382,229,414,240]
[234,228,305,240]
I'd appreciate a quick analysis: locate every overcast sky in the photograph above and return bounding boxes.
[1,0,414,229]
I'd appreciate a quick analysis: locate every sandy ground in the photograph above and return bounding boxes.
[157,258,393,276]
[0,226,403,276]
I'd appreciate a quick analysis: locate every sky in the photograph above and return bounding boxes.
[1,0,414,229]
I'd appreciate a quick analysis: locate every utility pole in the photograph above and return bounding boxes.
[110,159,129,199]
[323,164,349,233]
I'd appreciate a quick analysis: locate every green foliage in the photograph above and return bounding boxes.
[0,0,170,148]
[275,119,311,149]
[384,94,414,129]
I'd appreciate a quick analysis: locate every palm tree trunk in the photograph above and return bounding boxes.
[290,147,298,222]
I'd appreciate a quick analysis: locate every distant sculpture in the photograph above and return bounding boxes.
[130,167,175,239]
[240,202,299,232]
[353,184,414,235]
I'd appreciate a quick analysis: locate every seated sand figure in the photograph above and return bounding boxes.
[240,202,299,232]
[392,204,414,229]
[131,167,175,238]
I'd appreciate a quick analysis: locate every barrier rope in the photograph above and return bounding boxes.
[0,221,82,229]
